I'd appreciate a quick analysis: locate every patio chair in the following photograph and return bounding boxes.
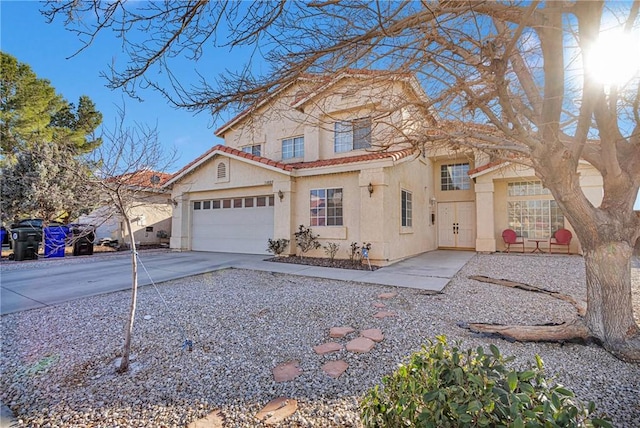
[549,228,572,254]
[502,229,524,253]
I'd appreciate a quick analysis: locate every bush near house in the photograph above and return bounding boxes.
[294,225,320,255]
[323,242,340,261]
[360,336,611,428]
[267,238,290,256]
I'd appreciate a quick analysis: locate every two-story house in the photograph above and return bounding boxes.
[165,70,603,262]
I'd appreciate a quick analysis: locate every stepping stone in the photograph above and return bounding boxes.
[187,410,224,428]
[256,397,298,425]
[322,360,348,378]
[373,311,396,319]
[378,292,397,299]
[313,342,343,355]
[360,328,384,342]
[272,361,302,382]
[346,337,376,353]
[372,302,386,308]
[329,326,355,338]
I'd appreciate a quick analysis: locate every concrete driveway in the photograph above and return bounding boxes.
[0,250,475,315]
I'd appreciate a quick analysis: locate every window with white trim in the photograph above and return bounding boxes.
[310,188,343,226]
[401,190,412,227]
[334,117,371,153]
[507,181,564,239]
[440,163,470,191]
[242,144,261,156]
[282,136,304,159]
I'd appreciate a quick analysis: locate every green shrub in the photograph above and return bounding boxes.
[360,336,611,428]
[266,238,289,256]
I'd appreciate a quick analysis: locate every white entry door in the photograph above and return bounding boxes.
[437,201,476,249]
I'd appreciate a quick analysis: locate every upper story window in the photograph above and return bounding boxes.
[401,190,412,227]
[242,144,261,156]
[282,136,304,159]
[310,188,343,226]
[334,117,371,153]
[440,163,470,191]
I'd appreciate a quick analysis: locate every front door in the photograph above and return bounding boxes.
[437,201,475,249]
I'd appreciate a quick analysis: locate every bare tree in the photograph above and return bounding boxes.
[43,1,640,361]
[88,109,176,372]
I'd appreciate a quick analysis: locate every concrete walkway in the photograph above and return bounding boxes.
[1,250,475,316]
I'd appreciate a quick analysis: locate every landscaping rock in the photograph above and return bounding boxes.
[255,397,298,425]
[360,328,384,342]
[373,311,396,319]
[272,361,302,382]
[187,410,224,428]
[313,342,343,355]
[329,326,355,338]
[346,337,376,353]
[322,360,349,378]
[378,292,397,299]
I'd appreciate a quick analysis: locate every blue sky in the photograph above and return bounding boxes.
[1,1,234,171]
[2,2,639,209]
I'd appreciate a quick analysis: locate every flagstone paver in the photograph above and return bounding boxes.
[313,342,343,355]
[346,337,376,353]
[187,410,224,428]
[322,360,349,378]
[272,361,302,382]
[378,292,398,299]
[329,326,355,338]
[360,328,384,342]
[255,397,298,425]
[373,311,397,319]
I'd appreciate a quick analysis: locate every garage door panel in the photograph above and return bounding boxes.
[191,203,274,254]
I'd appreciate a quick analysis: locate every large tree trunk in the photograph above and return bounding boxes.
[583,241,640,361]
[118,214,138,373]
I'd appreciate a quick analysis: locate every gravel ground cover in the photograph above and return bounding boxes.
[1,253,639,427]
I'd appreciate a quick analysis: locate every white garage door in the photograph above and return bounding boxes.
[191,195,275,254]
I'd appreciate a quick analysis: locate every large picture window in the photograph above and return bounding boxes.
[440,163,470,191]
[310,188,343,226]
[401,190,412,227]
[334,117,371,153]
[507,181,564,239]
[282,136,304,159]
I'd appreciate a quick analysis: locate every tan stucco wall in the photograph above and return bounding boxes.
[221,78,426,164]
[121,193,173,245]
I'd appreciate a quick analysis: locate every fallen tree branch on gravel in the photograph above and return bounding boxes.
[465,319,594,344]
[468,275,587,316]
[460,275,594,346]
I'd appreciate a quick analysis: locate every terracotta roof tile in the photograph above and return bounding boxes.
[288,148,416,169]
[169,144,417,185]
[467,160,506,176]
[111,169,173,188]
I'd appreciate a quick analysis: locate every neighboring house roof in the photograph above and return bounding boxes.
[110,169,173,190]
[165,144,417,187]
[215,69,436,137]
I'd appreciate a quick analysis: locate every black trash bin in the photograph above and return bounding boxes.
[11,227,42,261]
[70,224,95,256]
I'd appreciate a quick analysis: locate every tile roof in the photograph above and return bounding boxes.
[288,148,416,169]
[111,169,173,188]
[167,144,417,186]
[467,160,506,176]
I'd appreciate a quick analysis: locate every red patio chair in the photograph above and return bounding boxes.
[502,229,524,253]
[549,228,572,254]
